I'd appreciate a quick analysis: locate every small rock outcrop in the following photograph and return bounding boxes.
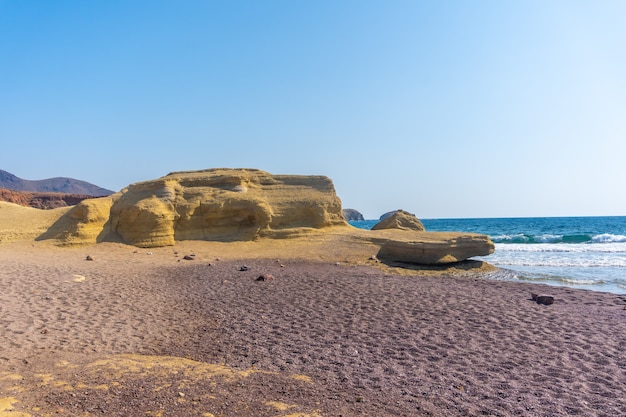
[372,209,425,232]
[342,208,365,221]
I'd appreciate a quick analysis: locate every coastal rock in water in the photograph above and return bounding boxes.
[41,169,347,247]
[342,208,365,221]
[372,209,425,232]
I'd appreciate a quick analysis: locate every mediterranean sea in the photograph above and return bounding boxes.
[350,216,626,294]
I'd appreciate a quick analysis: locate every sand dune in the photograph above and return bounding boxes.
[0,202,70,243]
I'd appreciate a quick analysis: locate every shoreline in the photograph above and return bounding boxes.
[1,242,626,416]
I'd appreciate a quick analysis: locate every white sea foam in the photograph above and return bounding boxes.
[591,233,626,243]
[559,278,604,285]
[479,243,626,270]
[494,242,626,253]
[491,234,528,242]
[491,258,626,268]
[534,234,563,243]
[485,254,626,268]
[517,275,605,285]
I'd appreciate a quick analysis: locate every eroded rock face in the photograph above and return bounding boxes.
[44,169,347,247]
[38,168,495,265]
[37,196,116,244]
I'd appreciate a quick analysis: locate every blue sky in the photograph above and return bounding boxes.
[1,1,625,219]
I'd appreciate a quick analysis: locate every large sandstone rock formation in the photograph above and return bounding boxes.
[37,168,495,265]
[41,169,347,247]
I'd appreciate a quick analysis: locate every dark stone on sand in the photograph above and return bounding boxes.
[531,293,554,305]
[256,274,274,281]
[183,255,195,260]
[239,265,250,271]
[85,255,93,261]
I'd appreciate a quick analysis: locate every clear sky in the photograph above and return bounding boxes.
[1,1,625,219]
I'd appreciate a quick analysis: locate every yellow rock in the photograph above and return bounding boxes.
[371,209,425,231]
[373,230,494,264]
[36,195,115,244]
[30,168,495,264]
[41,169,347,247]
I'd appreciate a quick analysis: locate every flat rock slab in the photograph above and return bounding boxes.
[371,231,494,265]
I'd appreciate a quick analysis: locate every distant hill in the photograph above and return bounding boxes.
[0,169,114,196]
[342,208,365,221]
[0,188,98,210]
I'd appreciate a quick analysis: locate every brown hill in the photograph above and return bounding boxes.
[0,188,95,209]
[0,169,114,196]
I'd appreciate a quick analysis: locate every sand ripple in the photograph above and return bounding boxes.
[1,243,625,416]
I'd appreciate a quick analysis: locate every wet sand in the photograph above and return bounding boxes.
[1,241,626,416]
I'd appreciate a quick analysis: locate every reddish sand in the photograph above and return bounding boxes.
[1,241,625,416]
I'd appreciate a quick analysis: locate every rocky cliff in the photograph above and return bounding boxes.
[0,188,95,209]
[37,168,494,264]
[41,169,347,247]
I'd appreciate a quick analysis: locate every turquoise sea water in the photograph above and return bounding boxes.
[350,216,626,294]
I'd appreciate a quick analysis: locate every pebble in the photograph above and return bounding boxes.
[256,274,274,282]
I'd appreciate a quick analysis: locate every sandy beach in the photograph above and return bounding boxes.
[0,240,625,417]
